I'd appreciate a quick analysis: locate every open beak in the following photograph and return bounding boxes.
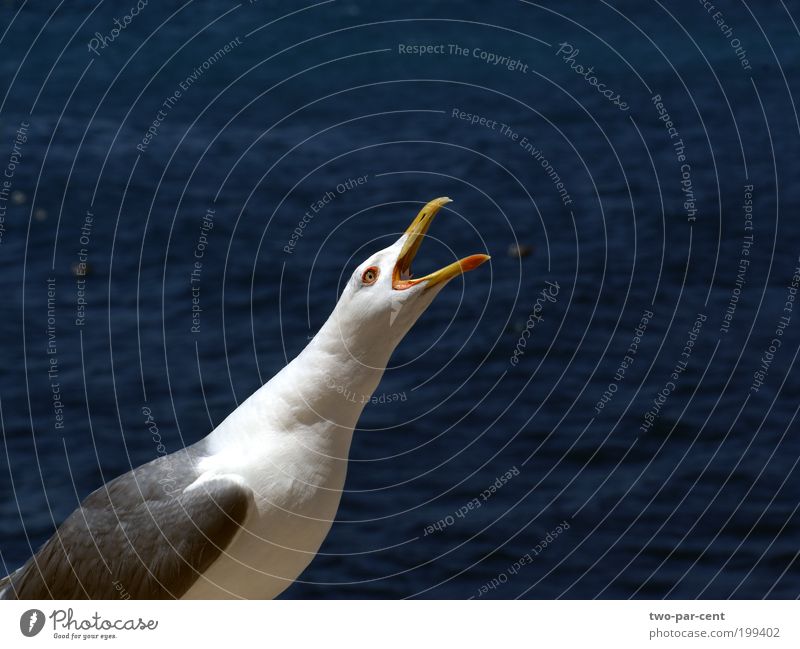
[392,197,490,290]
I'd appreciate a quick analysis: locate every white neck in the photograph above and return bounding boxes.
[208,298,400,453]
[270,310,395,431]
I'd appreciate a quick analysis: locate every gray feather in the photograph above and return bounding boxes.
[1,443,253,599]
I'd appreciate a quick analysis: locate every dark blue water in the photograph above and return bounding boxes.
[1,0,799,598]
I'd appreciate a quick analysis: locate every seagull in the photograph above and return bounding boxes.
[1,197,490,599]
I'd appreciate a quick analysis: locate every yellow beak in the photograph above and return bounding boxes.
[392,197,490,290]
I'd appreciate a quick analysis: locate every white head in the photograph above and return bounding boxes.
[259,197,490,436]
[328,197,490,366]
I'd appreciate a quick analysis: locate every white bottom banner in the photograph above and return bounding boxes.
[0,600,796,647]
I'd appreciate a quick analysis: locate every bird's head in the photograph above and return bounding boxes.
[331,197,490,359]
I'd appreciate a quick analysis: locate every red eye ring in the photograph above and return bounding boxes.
[361,266,379,285]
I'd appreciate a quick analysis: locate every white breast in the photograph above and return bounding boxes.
[180,301,392,599]
[182,401,356,599]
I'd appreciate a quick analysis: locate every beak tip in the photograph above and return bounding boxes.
[461,254,491,272]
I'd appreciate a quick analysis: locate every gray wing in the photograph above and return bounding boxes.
[1,446,253,599]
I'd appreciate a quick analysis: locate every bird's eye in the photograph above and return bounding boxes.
[361,266,379,285]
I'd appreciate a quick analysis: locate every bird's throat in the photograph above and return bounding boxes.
[263,312,396,434]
